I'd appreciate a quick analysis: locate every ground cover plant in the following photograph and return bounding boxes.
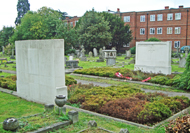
[73,67,181,87]
[67,83,190,125]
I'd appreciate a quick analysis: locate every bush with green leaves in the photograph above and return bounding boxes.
[145,37,161,42]
[174,54,190,89]
[130,46,136,54]
[65,76,77,86]
[0,75,16,90]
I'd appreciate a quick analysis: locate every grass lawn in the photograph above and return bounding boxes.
[55,112,166,133]
[0,92,44,122]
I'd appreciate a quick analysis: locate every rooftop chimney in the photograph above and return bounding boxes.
[117,8,120,13]
[165,6,169,9]
[179,5,183,8]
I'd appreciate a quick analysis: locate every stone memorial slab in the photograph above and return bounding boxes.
[89,51,92,58]
[125,50,131,59]
[179,57,186,68]
[93,48,98,57]
[69,56,73,61]
[16,39,67,104]
[135,41,171,75]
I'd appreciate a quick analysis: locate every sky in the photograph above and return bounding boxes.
[0,0,190,30]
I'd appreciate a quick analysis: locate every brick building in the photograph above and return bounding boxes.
[65,5,190,51]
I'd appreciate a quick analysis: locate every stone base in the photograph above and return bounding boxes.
[96,59,104,62]
[55,106,66,115]
[80,57,87,61]
[134,65,171,75]
[10,56,15,59]
[106,58,116,66]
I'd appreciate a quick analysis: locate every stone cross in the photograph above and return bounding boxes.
[10,49,15,59]
[184,47,189,58]
[81,48,85,57]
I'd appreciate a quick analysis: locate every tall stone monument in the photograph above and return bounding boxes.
[135,41,171,75]
[16,39,67,104]
[93,48,98,57]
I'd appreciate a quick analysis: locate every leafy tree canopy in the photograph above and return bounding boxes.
[77,9,112,52]
[15,0,30,25]
[99,12,133,51]
[0,26,14,50]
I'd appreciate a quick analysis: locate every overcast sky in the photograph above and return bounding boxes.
[0,0,190,30]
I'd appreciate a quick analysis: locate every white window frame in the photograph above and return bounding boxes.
[140,15,145,22]
[175,13,181,20]
[167,13,173,20]
[174,41,180,48]
[150,15,155,21]
[167,27,172,34]
[175,27,181,34]
[123,43,130,47]
[140,28,145,35]
[157,14,163,21]
[150,28,155,34]
[157,27,162,34]
[124,16,130,22]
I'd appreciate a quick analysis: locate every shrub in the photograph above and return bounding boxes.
[145,37,161,42]
[65,76,77,86]
[100,97,146,123]
[130,46,136,54]
[149,76,170,85]
[138,101,172,124]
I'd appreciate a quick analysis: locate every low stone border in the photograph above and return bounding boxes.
[71,73,173,88]
[28,121,71,133]
[65,105,190,129]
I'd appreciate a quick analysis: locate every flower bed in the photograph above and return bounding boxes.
[73,67,179,87]
[67,83,190,126]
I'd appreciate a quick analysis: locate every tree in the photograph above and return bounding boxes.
[100,12,133,51]
[10,7,63,44]
[77,9,112,52]
[0,26,14,50]
[15,0,30,25]
[145,37,161,41]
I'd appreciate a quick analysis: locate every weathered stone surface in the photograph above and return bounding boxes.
[68,110,78,123]
[179,57,186,68]
[119,128,129,133]
[88,120,97,127]
[3,118,19,131]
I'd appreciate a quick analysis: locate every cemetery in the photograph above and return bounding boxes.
[0,39,189,133]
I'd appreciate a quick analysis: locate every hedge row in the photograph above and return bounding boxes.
[0,75,77,91]
[67,84,190,125]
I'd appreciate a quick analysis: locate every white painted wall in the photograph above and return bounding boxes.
[135,41,171,75]
[16,39,67,104]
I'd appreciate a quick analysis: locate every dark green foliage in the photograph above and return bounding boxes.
[65,76,77,86]
[0,26,14,50]
[138,101,172,124]
[174,54,190,89]
[15,0,30,25]
[130,46,136,54]
[99,12,133,51]
[77,9,112,52]
[145,37,161,42]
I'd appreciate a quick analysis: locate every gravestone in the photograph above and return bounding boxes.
[69,56,73,60]
[103,50,116,66]
[102,46,106,59]
[135,41,171,75]
[64,56,67,64]
[179,57,186,68]
[96,48,104,62]
[75,50,80,58]
[16,39,67,104]
[184,47,189,58]
[80,48,87,61]
[125,50,131,59]
[93,48,98,57]
[89,51,93,58]
[10,49,15,59]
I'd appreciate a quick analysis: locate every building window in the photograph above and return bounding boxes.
[150,28,155,34]
[123,43,130,47]
[175,27,181,34]
[157,27,162,34]
[140,28,145,35]
[175,13,181,20]
[167,27,172,34]
[150,15,155,21]
[140,15,145,22]
[75,20,78,25]
[174,41,180,48]
[167,13,173,20]
[124,16,130,22]
[157,14,163,21]
[70,22,73,27]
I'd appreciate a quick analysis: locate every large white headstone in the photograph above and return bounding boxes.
[135,41,171,75]
[16,39,67,104]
